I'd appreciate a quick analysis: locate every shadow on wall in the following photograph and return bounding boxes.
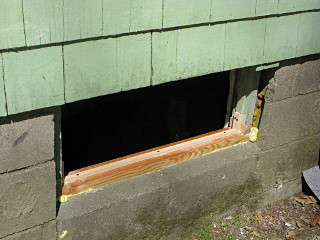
[62,71,230,173]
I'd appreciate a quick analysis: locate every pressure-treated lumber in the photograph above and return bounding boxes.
[62,128,249,196]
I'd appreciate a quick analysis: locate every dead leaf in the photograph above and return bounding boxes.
[212,229,220,235]
[286,231,296,239]
[293,195,317,205]
[311,212,320,227]
[296,220,303,228]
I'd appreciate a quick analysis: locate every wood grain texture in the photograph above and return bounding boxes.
[0,0,25,50]
[163,0,211,28]
[117,33,151,92]
[211,0,256,22]
[278,0,320,14]
[255,0,279,16]
[0,54,7,116]
[296,12,320,57]
[23,0,63,46]
[264,14,300,63]
[62,128,249,196]
[2,47,64,115]
[224,19,266,71]
[64,38,118,103]
[63,0,103,42]
[235,67,260,126]
[152,24,225,85]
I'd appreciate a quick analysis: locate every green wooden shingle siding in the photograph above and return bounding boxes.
[0,54,7,116]
[0,1,319,116]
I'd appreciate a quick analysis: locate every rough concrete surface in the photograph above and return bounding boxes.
[258,91,320,150]
[0,161,56,238]
[258,134,320,190]
[263,55,320,102]
[0,114,54,173]
[1,221,56,240]
[57,142,264,240]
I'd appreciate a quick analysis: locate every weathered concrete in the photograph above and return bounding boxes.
[0,113,54,173]
[263,55,320,102]
[0,161,56,238]
[1,221,56,240]
[57,142,263,240]
[258,134,320,190]
[258,91,320,150]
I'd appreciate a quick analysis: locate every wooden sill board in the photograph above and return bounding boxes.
[62,128,249,196]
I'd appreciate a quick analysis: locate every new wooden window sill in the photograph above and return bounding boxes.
[62,127,249,197]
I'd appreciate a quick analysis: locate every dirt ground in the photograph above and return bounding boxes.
[194,193,320,240]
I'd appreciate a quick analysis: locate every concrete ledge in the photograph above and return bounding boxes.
[0,113,55,173]
[1,221,56,240]
[258,134,320,190]
[0,161,56,238]
[57,142,262,239]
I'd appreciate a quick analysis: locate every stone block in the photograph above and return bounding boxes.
[0,113,54,173]
[258,91,320,150]
[258,134,320,190]
[296,58,320,95]
[57,142,261,239]
[1,221,56,240]
[0,161,56,238]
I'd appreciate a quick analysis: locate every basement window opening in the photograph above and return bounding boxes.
[61,70,250,196]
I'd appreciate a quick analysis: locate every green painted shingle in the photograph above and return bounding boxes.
[23,0,63,46]
[0,0,25,50]
[0,54,7,116]
[296,12,320,57]
[152,25,225,85]
[255,0,278,16]
[130,0,162,32]
[63,0,103,42]
[64,39,118,103]
[2,47,64,115]
[211,0,256,22]
[224,19,266,71]
[278,0,320,14]
[117,33,151,91]
[163,0,211,28]
[103,0,130,36]
[264,15,300,63]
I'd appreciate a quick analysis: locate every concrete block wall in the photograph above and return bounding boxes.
[0,109,57,239]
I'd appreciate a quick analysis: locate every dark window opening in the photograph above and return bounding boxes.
[62,71,230,174]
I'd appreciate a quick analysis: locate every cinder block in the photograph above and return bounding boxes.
[163,0,211,28]
[296,58,320,95]
[264,63,300,102]
[0,161,56,238]
[258,91,320,150]
[0,0,25,50]
[57,142,260,239]
[258,134,320,190]
[23,0,63,46]
[0,54,7,116]
[2,46,64,115]
[1,221,56,240]
[0,113,54,173]
[63,0,103,42]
